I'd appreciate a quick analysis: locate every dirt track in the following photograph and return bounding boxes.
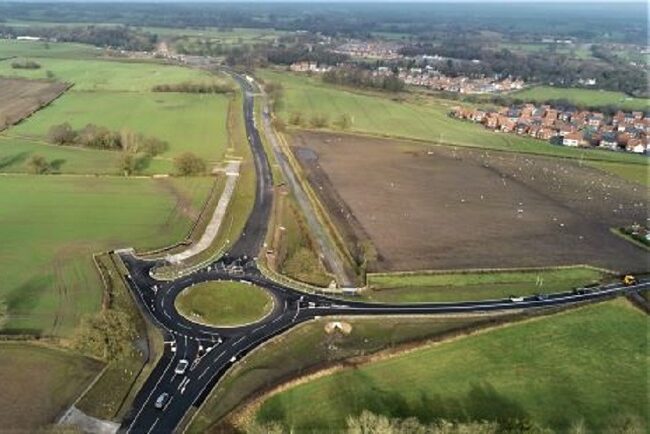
[292,131,648,273]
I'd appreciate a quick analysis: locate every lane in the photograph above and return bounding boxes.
[117,72,650,434]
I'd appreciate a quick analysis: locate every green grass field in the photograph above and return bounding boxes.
[0,57,216,91]
[4,91,229,163]
[0,175,213,336]
[255,299,648,432]
[513,86,649,111]
[0,53,232,173]
[175,281,274,326]
[362,267,605,303]
[0,342,103,430]
[258,70,645,164]
[189,315,503,434]
[0,38,101,59]
[587,160,649,187]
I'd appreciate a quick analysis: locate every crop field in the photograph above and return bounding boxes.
[258,70,645,164]
[293,131,647,272]
[513,85,649,111]
[0,175,213,336]
[0,77,68,129]
[254,299,649,432]
[0,343,103,430]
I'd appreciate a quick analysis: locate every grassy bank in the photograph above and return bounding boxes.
[188,314,514,434]
[0,342,103,430]
[254,299,648,432]
[361,267,606,303]
[76,253,164,421]
[175,281,274,327]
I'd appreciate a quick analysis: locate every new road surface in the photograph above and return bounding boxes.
[117,74,649,433]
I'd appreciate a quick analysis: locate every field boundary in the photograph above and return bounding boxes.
[284,125,648,166]
[367,264,615,281]
[610,228,650,253]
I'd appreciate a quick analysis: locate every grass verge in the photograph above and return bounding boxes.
[75,252,164,421]
[361,266,608,303]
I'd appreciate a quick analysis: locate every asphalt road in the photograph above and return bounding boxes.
[117,73,650,434]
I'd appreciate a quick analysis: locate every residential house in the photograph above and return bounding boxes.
[562,131,583,147]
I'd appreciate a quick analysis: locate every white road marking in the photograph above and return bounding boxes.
[146,418,159,434]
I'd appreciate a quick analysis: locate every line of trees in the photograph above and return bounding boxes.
[47,122,168,155]
[152,82,234,94]
[0,24,157,52]
[323,68,405,93]
[11,60,41,69]
[249,410,647,434]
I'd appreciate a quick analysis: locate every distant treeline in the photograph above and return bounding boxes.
[0,2,645,44]
[152,82,234,94]
[0,25,157,52]
[323,68,404,93]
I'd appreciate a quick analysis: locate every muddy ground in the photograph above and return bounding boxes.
[292,131,648,273]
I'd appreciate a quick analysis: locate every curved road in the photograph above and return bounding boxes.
[117,74,649,433]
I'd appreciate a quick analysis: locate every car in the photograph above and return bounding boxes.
[534,293,548,301]
[154,392,170,409]
[174,359,189,375]
[509,295,524,303]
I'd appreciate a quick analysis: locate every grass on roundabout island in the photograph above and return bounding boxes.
[175,280,274,327]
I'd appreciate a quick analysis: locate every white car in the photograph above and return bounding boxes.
[174,359,189,375]
[509,296,525,303]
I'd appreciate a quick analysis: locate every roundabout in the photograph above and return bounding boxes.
[175,280,275,327]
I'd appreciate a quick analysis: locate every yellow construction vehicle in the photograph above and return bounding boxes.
[623,275,637,286]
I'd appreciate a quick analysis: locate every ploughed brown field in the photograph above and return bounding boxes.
[292,131,648,273]
[0,78,69,129]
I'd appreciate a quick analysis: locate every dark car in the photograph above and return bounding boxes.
[154,392,170,409]
[534,293,548,301]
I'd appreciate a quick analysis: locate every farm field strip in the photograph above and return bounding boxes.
[513,85,649,111]
[362,267,606,303]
